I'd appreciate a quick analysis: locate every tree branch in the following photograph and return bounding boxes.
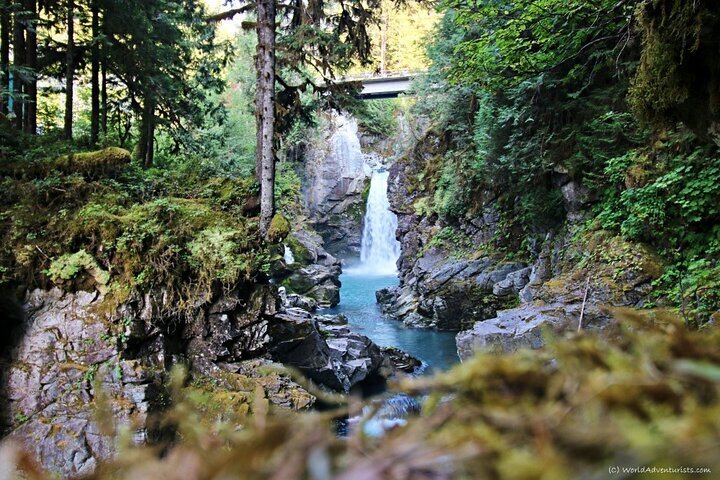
[206,3,256,23]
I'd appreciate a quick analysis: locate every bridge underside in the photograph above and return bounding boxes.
[358,76,411,100]
[359,91,405,100]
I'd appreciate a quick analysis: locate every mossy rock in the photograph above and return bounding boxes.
[1,147,132,179]
[267,214,291,243]
[54,147,131,176]
[285,235,313,266]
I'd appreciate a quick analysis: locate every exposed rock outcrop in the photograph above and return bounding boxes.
[382,129,664,365]
[270,308,386,392]
[301,112,371,257]
[1,288,162,477]
[280,227,342,308]
[455,231,664,359]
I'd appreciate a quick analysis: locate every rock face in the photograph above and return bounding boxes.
[270,308,388,393]
[1,288,161,477]
[0,265,418,475]
[375,132,532,331]
[302,112,371,257]
[456,233,664,359]
[284,265,341,308]
[281,228,342,308]
[382,130,663,364]
[456,302,590,360]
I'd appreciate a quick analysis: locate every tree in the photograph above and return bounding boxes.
[23,0,36,134]
[255,0,275,236]
[0,0,10,116]
[63,0,74,140]
[90,0,99,145]
[101,0,223,167]
[12,0,24,130]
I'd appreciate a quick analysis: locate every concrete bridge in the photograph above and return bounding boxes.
[339,71,420,100]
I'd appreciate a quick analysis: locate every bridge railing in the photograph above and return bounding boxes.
[338,70,424,82]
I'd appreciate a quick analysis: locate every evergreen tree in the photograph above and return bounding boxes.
[1,1,11,116]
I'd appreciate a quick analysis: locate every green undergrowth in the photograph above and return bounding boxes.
[594,127,720,323]
[0,147,270,315]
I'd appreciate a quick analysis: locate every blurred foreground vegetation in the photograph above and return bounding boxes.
[2,310,717,479]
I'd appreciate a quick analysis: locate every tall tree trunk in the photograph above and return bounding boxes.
[1,0,10,116]
[380,2,388,74]
[90,0,99,144]
[12,1,24,130]
[23,0,35,134]
[138,96,155,168]
[101,56,107,134]
[255,0,276,238]
[63,0,74,140]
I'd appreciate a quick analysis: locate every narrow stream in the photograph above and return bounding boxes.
[329,169,460,372]
[329,271,459,372]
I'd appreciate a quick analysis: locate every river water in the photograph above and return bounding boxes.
[328,170,459,372]
[329,271,459,372]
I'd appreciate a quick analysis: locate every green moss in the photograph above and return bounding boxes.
[188,227,252,287]
[54,147,132,175]
[285,235,313,265]
[46,250,110,293]
[267,214,290,243]
[0,147,272,313]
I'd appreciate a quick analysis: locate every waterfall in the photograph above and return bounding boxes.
[283,244,295,265]
[358,170,401,275]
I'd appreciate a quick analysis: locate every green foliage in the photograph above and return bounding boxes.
[442,0,635,89]
[0,148,269,314]
[45,250,110,287]
[274,162,303,219]
[353,99,399,137]
[410,2,643,241]
[593,128,720,320]
[629,1,720,134]
[596,130,720,246]
[188,227,253,287]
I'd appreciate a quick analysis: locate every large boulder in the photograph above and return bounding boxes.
[268,308,388,392]
[283,264,341,308]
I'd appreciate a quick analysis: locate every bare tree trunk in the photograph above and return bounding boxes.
[23,0,35,134]
[256,0,276,238]
[380,2,388,74]
[101,56,107,135]
[138,96,155,168]
[12,1,24,130]
[64,0,74,140]
[90,0,99,145]
[1,0,10,116]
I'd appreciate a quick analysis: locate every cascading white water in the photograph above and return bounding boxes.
[358,170,401,275]
[283,244,295,265]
